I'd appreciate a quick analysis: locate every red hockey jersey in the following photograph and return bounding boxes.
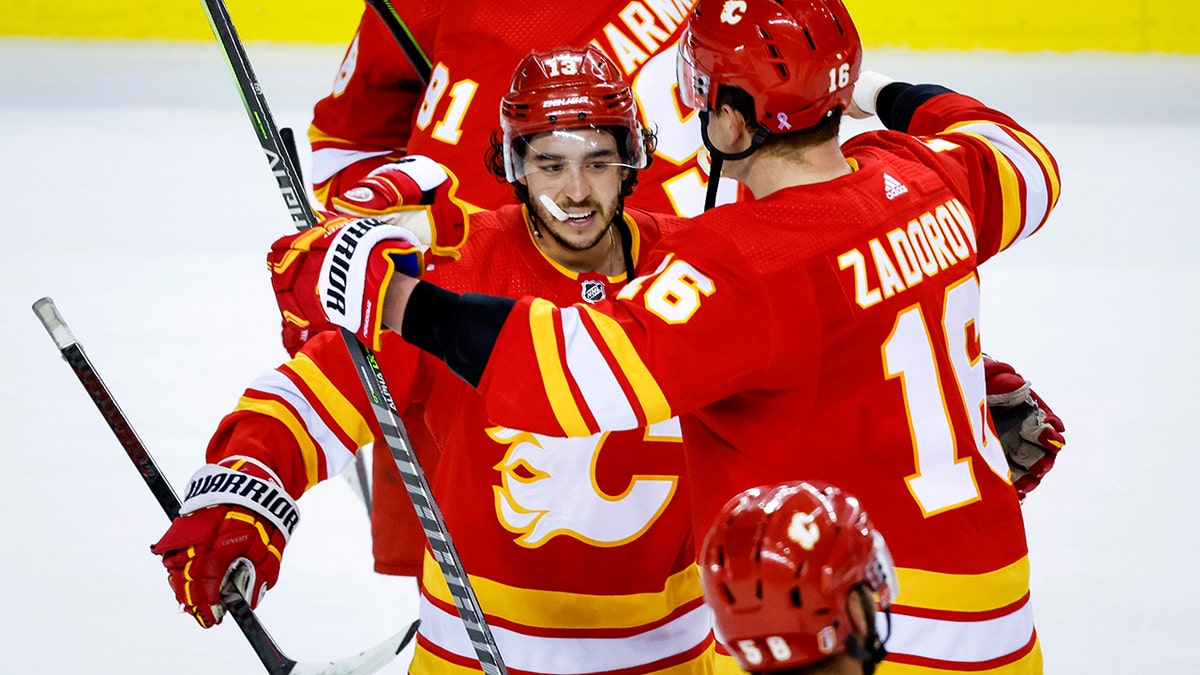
[309,0,733,257]
[461,93,1061,672]
[208,206,741,673]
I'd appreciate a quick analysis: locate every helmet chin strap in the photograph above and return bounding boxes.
[614,194,634,277]
[845,606,891,675]
[699,110,770,211]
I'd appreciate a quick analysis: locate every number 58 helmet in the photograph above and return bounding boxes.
[700,481,897,672]
[677,0,862,133]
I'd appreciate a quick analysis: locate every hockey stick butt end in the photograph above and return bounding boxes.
[32,297,79,351]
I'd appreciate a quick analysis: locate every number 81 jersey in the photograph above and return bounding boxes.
[310,0,729,255]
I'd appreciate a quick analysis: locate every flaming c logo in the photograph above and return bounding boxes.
[788,511,821,550]
[720,0,747,24]
[489,420,681,547]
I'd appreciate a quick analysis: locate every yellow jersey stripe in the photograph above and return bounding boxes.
[528,299,591,436]
[409,647,479,675]
[1010,127,1060,209]
[422,552,704,629]
[581,305,673,426]
[952,130,1023,250]
[286,353,375,451]
[894,556,1030,613]
[232,396,321,489]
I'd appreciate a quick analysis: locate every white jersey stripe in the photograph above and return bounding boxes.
[246,369,357,476]
[310,147,393,184]
[417,594,712,673]
[559,307,642,431]
[948,122,1051,245]
[881,595,1035,664]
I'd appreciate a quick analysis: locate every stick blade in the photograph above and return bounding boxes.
[289,620,420,675]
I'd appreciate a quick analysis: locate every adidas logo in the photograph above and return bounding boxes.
[884,173,908,200]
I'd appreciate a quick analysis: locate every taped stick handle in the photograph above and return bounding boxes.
[32,296,77,351]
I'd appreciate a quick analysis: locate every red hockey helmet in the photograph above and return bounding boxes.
[701,481,896,671]
[500,45,648,182]
[677,0,862,133]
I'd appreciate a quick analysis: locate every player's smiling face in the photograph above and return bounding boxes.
[520,128,630,252]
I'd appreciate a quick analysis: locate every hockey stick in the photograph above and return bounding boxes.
[199,0,315,230]
[364,0,433,84]
[274,125,378,514]
[196,2,508,672]
[31,297,418,675]
[337,0,435,514]
[195,0,371,517]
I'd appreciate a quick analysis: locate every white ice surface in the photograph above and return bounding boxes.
[2,38,1198,673]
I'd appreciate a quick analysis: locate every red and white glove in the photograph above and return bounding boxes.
[267,214,422,355]
[984,356,1067,499]
[269,215,351,356]
[329,156,470,254]
[316,218,423,351]
[150,459,299,628]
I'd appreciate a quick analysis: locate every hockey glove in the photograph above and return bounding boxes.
[270,215,346,356]
[269,215,353,356]
[150,460,299,628]
[316,218,424,351]
[329,156,472,257]
[984,356,1067,499]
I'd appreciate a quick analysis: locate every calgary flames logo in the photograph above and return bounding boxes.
[489,421,681,547]
[720,0,747,25]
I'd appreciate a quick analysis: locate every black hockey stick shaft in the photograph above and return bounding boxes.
[347,0,436,517]
[347,343,507,675]
[32,298,419,675]
[198,0,316,230]
[280,127,305,187]
[196,3,507,672]
[277,123,376,516]
[31,297,298,675]
[364,0,433,84]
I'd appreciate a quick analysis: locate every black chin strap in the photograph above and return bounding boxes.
[698,110,770,211]
[846,607,891,675]
[614,198,635,277]
[703,153,723,212]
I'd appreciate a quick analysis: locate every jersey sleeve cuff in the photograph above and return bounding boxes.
[401,281,516,387]
[877,82,955,132]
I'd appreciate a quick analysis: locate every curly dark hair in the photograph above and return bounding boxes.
[483,125,658,207]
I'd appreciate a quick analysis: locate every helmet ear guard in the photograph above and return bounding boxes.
[500,45,648,183]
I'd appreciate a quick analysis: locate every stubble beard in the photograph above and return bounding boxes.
[532,198,615,252]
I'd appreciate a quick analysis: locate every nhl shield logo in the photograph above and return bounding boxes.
[581,280,606,304]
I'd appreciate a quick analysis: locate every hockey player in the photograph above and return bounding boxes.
[309,0,737,264]
[701,481,898,674]
[152,46,733,674]
[304,0,1062,586]
[304,0,737,583]
[299,0,1064,671]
